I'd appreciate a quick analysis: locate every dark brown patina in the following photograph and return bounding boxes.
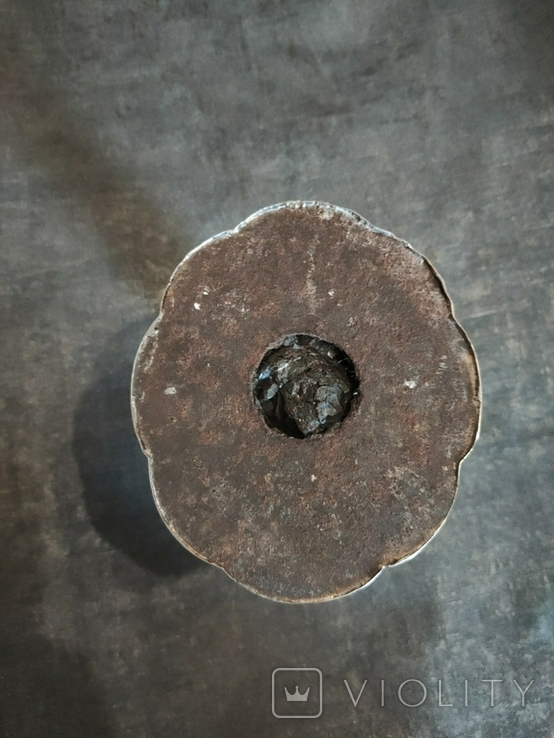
[131,202,481,602]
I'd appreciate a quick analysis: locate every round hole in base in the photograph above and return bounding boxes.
[253,334,359,438]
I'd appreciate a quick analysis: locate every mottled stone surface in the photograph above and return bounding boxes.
[132,203,479,601]
[0,0,553,735]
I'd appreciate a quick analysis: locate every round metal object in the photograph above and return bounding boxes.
[131,202,480,602]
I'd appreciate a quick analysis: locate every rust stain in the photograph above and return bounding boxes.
[131,202,481,603]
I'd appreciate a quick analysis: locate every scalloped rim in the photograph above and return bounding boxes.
[130,200,482,604]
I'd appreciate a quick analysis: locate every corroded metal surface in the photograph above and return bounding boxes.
[131,202,481,603]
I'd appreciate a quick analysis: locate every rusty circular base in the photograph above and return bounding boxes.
[131,202,480,603]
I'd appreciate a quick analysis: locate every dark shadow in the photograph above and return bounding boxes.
[324,586,444,738]
[354,598,444,737]
[0,4,192,304]
[0,2,201,578]
[206,578,443,738]
[73,320,201,577]
[0,635,112,738]
[505,0,554,90]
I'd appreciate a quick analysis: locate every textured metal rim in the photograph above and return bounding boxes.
[131,201,481,602]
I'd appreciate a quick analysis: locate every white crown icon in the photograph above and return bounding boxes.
[284,686,310,702]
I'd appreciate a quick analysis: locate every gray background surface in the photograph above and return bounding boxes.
[0,1,553,736]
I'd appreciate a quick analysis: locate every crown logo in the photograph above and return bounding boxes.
[284,686,310,702]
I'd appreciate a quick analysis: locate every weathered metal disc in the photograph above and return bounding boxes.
[131,202,480,602]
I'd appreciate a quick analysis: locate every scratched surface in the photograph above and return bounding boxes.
[0,1,553,736]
